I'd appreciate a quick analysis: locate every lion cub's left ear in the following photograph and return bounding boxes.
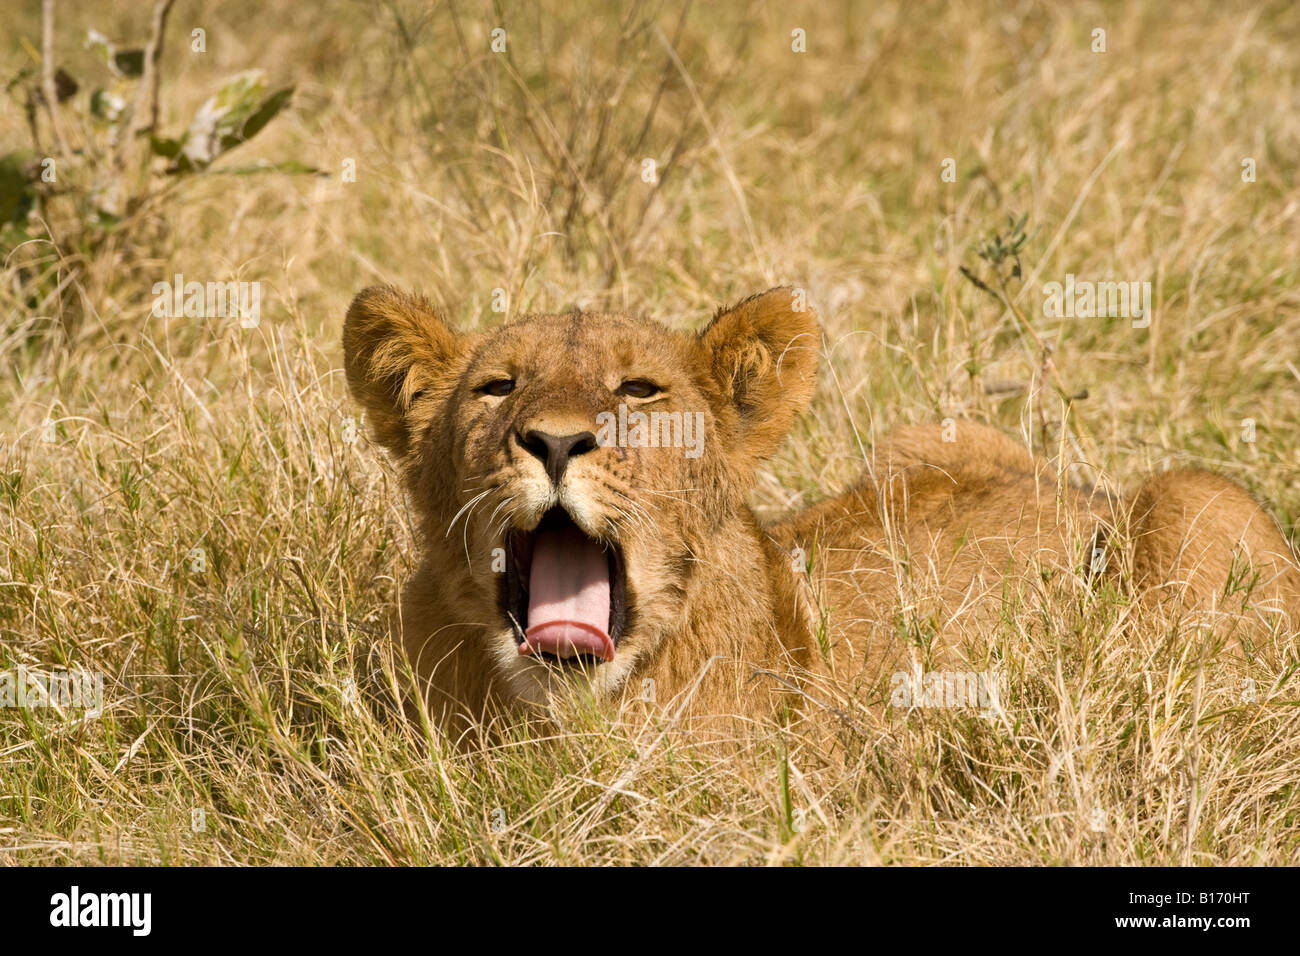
[698,287,821,462]
[343,285,470,458]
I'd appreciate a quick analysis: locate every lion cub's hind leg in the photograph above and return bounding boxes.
[1127,469,1300,626]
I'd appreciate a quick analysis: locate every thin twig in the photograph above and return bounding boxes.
[116,0,175,175]
[40,0,71,158]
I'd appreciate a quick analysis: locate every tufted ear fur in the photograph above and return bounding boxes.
[343,285,468,457]
[698,287,821,462]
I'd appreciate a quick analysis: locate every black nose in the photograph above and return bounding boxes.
[519,429,598,486]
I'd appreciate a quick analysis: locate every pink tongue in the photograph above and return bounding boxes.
[520,524,614,661]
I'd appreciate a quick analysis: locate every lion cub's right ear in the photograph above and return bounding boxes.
[698,287,821,464]
[343,285,469,457]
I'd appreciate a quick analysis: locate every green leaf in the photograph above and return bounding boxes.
[4,66,35,96]
[85,29,114,68]
[0,151,39,225]
[174,71,296,171]
[149,136,183,159]
[90,88,128,122]
[113,49,145,77]
[53,69,79,101]
[85,28,144,79]
[221,86,294,152]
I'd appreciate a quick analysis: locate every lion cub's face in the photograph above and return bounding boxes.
[344,287,818,703]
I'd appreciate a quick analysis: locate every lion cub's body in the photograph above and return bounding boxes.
[774,425,1299,702]
[770,424,1108,695]
[343,286,1300,739]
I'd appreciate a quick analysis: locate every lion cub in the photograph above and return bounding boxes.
[343,285,1300,738]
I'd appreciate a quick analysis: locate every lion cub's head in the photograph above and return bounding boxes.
[344,286,818,704]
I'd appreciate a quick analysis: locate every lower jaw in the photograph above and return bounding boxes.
[502,647,632,701]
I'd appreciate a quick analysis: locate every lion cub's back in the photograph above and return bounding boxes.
[770,423,1103,685]
[773,422,1100,564]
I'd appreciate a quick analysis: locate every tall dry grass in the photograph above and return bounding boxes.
[2,0,1299,864]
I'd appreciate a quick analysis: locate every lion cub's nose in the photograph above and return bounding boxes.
[519,429,599,486]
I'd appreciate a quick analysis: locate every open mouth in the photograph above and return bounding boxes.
[502,506,628,664]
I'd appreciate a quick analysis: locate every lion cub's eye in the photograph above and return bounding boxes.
[617,379,662,399]
[478,379,516,397]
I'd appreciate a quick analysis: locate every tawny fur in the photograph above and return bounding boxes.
[343,285,1300,739]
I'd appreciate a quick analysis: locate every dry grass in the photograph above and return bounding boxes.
[2,0,1299,865]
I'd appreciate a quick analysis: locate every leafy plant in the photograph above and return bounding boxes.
[2,0,315,341]
[960,213,1090,460]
